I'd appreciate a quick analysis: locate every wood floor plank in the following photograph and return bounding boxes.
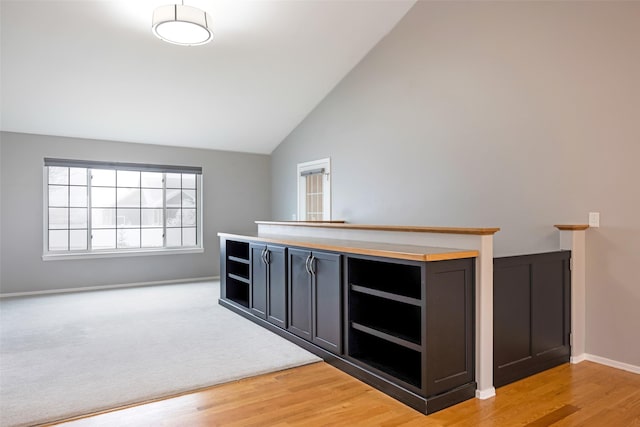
[50,361,640,427]
[524,405,580,426]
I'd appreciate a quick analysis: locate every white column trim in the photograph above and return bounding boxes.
[559,229,587,362]
[475,234,495,399]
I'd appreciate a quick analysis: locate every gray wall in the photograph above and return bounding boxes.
[0,132,271,294]
[272,2,640,366]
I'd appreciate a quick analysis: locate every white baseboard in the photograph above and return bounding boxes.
[481,353,637,399]
[584,354,640,375]
[475,387,496,399]
[0,276,220,298]
[571,354,587,364]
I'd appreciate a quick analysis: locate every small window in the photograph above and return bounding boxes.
[44,158,202,258]
[297,158,331,221]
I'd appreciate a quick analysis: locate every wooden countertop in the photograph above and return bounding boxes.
[554,224,590,231]
[218,232,478,262]
[256,221,500,236]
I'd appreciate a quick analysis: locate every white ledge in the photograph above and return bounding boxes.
[42,247,204,261]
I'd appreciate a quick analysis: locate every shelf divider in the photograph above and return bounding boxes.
[228,273,250,284]
[350,284,421,306]
[228,256,250,265]
[351,321,422,352]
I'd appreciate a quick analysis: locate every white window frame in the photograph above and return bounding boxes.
[297,157,331,221]
[42,161,204,261]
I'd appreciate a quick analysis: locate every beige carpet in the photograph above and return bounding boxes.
[0,280,320,427]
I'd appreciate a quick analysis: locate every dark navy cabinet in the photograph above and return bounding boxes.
[346,255,475,410]
[219,236,476,414]
[288,248,342,354]
[250,243,287,329]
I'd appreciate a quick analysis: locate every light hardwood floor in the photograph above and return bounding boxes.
[52,361,640,426]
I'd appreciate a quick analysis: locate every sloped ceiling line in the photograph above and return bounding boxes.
[0,0,416,154]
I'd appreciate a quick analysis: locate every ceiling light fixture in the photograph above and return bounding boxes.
[152,1,213,46]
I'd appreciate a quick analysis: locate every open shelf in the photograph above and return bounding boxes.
[349,328,422,389]
[348,257,422,300]
[226,276,249,308]
[350,291,421,345]
[225,240,250,308]
[227,240,249,260]
[227,261,249,280]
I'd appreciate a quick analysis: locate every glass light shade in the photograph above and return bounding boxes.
[152,4,213,46]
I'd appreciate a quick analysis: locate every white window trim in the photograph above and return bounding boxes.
[297,157,331,221]
[42,165,204,260]
[42,247,204,261]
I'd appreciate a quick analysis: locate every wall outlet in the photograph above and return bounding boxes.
[291,213,297,220]
[589,212,600,228]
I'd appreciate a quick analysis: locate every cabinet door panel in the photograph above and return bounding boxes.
[250,243,267,319]
[494,264,532,368]
[493,251,571,387]
[312,252,342,354]
[267,245,287,329]
[532,260,569,355]
[288,249,312,340]
[425,259,474,396]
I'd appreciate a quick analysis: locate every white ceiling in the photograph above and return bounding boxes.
[0,0,414,154]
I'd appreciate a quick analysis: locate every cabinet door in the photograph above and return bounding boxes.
[493,251,571,387]
[250,243,267,319]
[311,251,342,354]
[267,245,287,329]
[288,248,312,340]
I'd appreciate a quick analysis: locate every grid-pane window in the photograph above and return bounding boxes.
[297,158,331,221]
[165,173,198,247]
[45,160,202,255]
[47,167,88,251]
[304,173,324,221]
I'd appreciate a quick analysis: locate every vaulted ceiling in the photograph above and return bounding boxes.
[0,0,415,154]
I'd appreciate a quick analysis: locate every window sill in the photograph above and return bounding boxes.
[42,247,204,261]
